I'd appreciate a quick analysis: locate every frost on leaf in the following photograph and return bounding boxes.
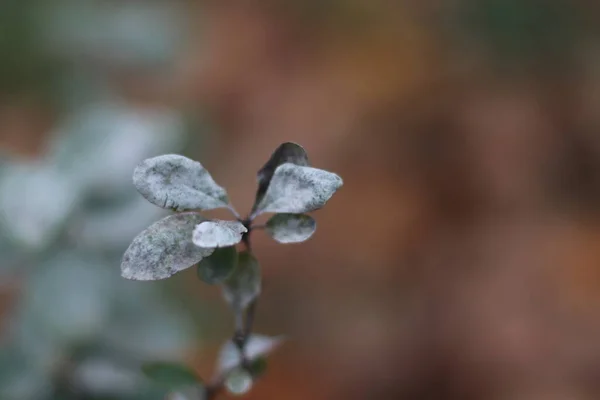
[217,334,284,375]
[266,213,316,244]
[253,142,309,211]
[192,220,247,249]
[222,251,261,311]
[197,246,238,285]
[254,163,343,215]
[225,368,253,396]
[121,213,214,281]
[133,154,229,212]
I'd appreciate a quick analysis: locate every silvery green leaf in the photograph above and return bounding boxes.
[217,334,284,375]
[122,213,214,281]
[225,368,253,396]
[266,213,316,244]
[254,163,343,215]
[134,154,230,212]
[197,246,238,285]
[253,142,309,211]
[48,103,186,195]
[192,220,247,249]
[0,162,81,250]
[222,252,261,311]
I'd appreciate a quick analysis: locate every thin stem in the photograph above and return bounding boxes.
[206,217,260,400]
[244,299,258,341]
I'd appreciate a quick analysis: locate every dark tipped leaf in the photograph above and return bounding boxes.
[253,142,309,211]
[217,334,284,375]
[142,362,201,389]
[197,246,238,285]
[121,213,214,281]
[266,213,316,244]
[254,163,342,215]
[192,220,247,248]
[225,368,253,396]
[134,154,230,211]
[222,251,261,311]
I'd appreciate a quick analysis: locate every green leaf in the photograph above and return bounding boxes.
[247,358,268,379]
[192,220,247,248]
[222,251,261,311]
[254,163,343,216]
[142,362,201,389]
[121,213,214,281]
[225,368,253,396]
[133,154,229,212]
[253,142,309,212]
[197,246,238,285]
[217,334,284,375]
[266,213,316,244]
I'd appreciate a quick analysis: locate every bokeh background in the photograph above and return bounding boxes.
[1,0,600,399]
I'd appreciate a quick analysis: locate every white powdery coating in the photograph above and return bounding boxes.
[254,142,309,208]
[256,163,343,214]
[217,334,285,374]
[192,220,247,248]
[133,154,229,211]
[121,213,214,281]
[266,213,316,244]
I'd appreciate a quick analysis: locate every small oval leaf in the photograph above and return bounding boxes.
[253,142,309,211]
[266,213,316,244]
[192,220,247,248]
[225,368,253,396]
[134,154,229,211]
[217,334,284,375]
[197,246,238,285]
[121,213,214,281]
[254,163,342,215]
[142,362,201,389]
[222,251,261,311]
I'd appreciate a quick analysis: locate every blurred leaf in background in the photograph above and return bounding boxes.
[0,1,210,399]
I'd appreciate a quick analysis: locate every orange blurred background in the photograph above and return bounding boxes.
[2,1,600,399]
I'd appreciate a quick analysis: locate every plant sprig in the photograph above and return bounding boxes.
[121,142,343,398]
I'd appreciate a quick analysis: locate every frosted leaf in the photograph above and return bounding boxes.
[134,155,229,212]
[254,163,343,215]
[222,252,261,311]
[197,246,238,285]
[217,334,284,375]
[266,213,316,244]
[253,142,308,211]
[192,220,246,249]
[225,369,253,396]
[121,213,214,281]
